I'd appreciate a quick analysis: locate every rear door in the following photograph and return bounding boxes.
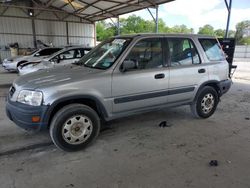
[112,37,169,113]
[168,38,209,103]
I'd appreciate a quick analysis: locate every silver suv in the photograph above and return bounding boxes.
[6,34,232,151]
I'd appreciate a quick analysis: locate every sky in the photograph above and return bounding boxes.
[120,0,250,32]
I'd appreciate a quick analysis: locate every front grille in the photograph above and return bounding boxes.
[9,86,16,97]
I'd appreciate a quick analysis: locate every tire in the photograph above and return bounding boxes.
[50,104,100,152]
[190,86,219,118]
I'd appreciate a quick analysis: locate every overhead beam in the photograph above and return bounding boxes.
[45,0,57,7]
[0,6,9,16]
[68,0,77,11]
[84,0,136,20]
[0,3,92,23]
[77,0,116,17]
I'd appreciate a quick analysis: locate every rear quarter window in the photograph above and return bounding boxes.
[199,39,225,61]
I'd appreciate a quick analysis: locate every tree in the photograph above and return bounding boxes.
[198,24,214,35]
[214,29,225,38]
[170,24,193,34]
[228,30,236,38]
[96,21,116,41]
[235,20,250,44]
[96,16,238,42]
[120,15,154,34]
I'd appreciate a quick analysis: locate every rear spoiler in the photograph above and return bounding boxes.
[218,38,237,78]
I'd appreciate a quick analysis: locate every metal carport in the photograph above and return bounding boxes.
[0,0,233,58]
[0,0,174,59]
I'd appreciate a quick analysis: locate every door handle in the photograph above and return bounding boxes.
[198,68,206,73]
[154,73,165,79]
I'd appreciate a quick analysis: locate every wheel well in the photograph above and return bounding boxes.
[48,98,102,127]
[17,61,27,67]
[204,82,220,96]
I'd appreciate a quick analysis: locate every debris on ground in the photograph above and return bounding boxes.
[209,160,218,167]
[245,117,250,120]
[176,143,187,148]
[65,184,74,187]
[158,121,172,128]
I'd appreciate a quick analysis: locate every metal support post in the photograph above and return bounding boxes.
[224,0,232,38]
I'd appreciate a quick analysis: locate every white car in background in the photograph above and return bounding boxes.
[2,47,62,72]
[18,46,92,75]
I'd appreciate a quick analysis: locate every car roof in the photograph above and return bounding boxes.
[113,33,216,39]
[61,46,92,50]
[48,46,92,59]
[39,46,92,51]
[39,47,63,50]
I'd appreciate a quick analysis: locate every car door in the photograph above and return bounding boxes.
[167,37,209,103]
[112,37,169,113]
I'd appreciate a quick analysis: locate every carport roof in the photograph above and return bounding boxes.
[1,0,174,23]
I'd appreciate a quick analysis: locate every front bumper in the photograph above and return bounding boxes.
[217,79,232,96]
[6,97,49,131]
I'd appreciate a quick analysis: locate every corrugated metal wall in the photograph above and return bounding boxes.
[234,45,250,62]
[0,6,95,61]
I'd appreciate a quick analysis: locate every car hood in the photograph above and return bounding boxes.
[23,56,43,62]
[6,56,28,62]
[14,65,104,89]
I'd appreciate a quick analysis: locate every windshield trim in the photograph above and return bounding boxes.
[78,37,132,70]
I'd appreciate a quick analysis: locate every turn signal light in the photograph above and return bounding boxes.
[32,116,40,122]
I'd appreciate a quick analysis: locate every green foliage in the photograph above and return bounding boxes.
[238,37,250,45]
[235,20,250,45]
[96,15,194,41]
[198,24,214,35]
[214,29,225,38]
[96,15,248,44]
[120,15,155,34]
[96,21,116,41]
[198,26,236,38]
[170,24,194,34]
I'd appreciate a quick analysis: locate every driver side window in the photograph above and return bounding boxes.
[124,38,163,70]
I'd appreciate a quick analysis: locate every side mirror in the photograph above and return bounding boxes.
[121,60,136,72]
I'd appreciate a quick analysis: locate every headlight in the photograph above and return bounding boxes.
[17,90,43,106]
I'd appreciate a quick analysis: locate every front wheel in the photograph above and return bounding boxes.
[50,104,100,151]
[190,86,219,118]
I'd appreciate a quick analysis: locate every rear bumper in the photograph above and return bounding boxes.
[217,79,232,96]
[6,97,49,131]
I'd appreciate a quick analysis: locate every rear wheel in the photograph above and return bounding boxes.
[50,104,100,151]
[190,86,219,118]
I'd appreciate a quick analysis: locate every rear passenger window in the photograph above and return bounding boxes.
[199,39,225,61]
[168,38,200,66]
[125,38,163,70]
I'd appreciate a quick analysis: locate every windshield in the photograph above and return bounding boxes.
[78,38,131,69]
